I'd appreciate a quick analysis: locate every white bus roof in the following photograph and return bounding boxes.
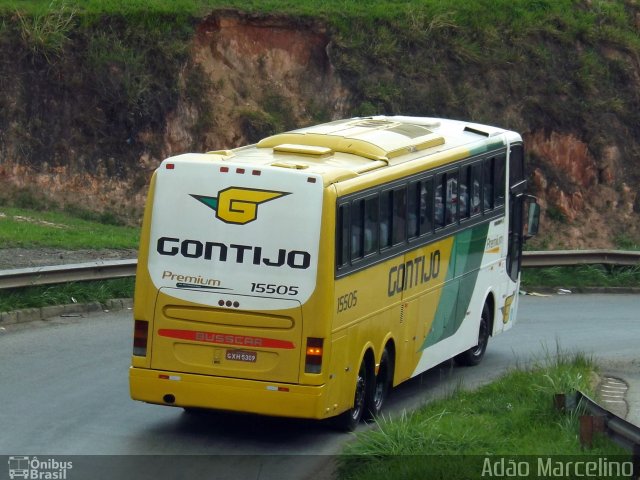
[175,117,519,186]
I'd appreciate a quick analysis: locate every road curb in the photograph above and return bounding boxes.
[523,286,640,294]
[0,298,133,325]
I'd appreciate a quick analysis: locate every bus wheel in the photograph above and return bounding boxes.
[455,304,490,366]
[366,347,393,420]
[332,358,369,431]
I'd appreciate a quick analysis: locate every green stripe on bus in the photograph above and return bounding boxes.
[469,139,505,157]
[420,223,489,350]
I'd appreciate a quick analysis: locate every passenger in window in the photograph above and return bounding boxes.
[407,183,418,239]
[351,224,363,259]
[445,176,458,225]
[379,221,389,249]
[459,183,469,219]
[392,189,407,245]
[419,182,433,234]
[379,192,392,249]
[483,184,493,210]
[364,199,378,255]
[472,179,481,215]
[435,182,444,227]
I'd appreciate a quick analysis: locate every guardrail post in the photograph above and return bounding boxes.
[553,391,578,412]
[579,414,605,449]
[553,393,566,412]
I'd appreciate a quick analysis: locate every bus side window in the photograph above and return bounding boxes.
[337,204,350,268]
[495,154,506,207]
[471,162,482,215]
[419,177,434,235]
[509,144,525,186]
[435,174,445,228]
[459,165,471,220]
[364,196,379,255]
[379,190,392,250]
[483,158,494,211]
[407,181,419,239]
[445,170,458,225]
[392,187,407,245]
[351,199,364,260]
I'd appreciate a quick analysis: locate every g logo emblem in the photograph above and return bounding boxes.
[191,187,290,225]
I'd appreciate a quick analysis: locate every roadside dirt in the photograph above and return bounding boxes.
[0,248,138,270]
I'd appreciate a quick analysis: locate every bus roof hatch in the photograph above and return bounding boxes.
[257,118,445,163]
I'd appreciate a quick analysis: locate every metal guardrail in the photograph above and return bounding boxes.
[0,260,137,289]
[521,249,640,267]
[577,390,640,475]
[0,250,638,290]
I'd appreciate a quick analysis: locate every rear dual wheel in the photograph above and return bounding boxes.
[368,348,392,419]
[333,348,393,431]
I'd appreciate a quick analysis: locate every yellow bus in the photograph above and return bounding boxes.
[129,116,539,430]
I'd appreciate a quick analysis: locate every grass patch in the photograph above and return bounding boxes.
[522,265,640,289]
[338,353,630,480]
[614,234,640,251]
[15,0,76,63]
[0,206,139,249]
[0,277,134,312]
[3,1,638,45]
[0,205,137,313]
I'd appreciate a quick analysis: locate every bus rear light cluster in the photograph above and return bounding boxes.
[219,166,261,176]
[304,337,324,374]
[133,320,149,356]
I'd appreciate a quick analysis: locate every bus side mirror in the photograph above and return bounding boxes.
[524,197,540,240]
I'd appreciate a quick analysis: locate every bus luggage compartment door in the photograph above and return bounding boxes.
[149,288,303,384]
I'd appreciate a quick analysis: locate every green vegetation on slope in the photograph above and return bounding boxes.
[338,353,630,480]
[1,0,640,251]
[2,0,638,136]
[0,207,139,248]
[2,0,639,245]
[0,0,197,206]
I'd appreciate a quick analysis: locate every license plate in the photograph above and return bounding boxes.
[225,350,257,363]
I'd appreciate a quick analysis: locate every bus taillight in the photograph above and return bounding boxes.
[133,320,149,356]
[305,337,324,373]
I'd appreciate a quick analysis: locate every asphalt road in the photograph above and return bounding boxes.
[0,294,638,479]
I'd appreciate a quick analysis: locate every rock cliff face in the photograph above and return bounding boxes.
[165,11,351,153]
[526,131,637,248]
[0,9,638,248]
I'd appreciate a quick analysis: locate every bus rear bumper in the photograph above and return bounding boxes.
[129,366,327,420]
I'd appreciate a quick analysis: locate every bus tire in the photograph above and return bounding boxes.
[455,303,490,366]
[332,358,369,432]
[366,347,393,420]
[182,407,203,415]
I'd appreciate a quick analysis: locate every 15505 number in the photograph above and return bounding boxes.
[337,290,358,313]
[251,283,299,296]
